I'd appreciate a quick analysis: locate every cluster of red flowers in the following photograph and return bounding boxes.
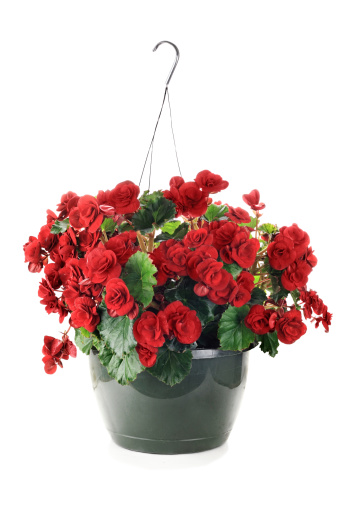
[267,223,316,291]
[300,289,332,332]
[24,171,332,376]
[42,334,77,374]
[244,305,308,344]
[163,171,228,217]
[133,301,202,367]
[151,224,259,308]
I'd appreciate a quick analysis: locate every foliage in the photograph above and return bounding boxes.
[218,306,256,351]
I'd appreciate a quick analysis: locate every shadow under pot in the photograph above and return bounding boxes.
[89,347,253,454]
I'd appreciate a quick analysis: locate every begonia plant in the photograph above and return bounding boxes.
[23,171,332,385]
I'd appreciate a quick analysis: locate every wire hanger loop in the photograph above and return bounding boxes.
[153,40,180,88]
[139,41,182,188]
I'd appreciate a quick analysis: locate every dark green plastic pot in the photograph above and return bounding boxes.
[89,347,253,454]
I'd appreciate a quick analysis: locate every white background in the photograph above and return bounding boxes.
[1,1,337,506]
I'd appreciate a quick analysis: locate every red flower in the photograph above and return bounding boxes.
[163,186,185,217]
[267,234,297,270]
[57,230,77,262]
[70,296,100,332]
[69,195,103,233]
[300,289,325,319]
[242,189,265,211]
[279,224,310,258]
[232,272,255,307]
[183,228,213,249]
[24,236,41,264]
[42,335,77,374]
[275,309,307,344]
[136,344,158,368]
[105,278,136,317]
[170,176,185,188]
[195,170,229,193]
[56,191,79,220]
[224,233,260,268]
[244,305,275,335]
[38,225,58,252]
[58,258,82,286]
[97,189,115,208]
[44,263,62,289]
[83,245,121,285]
[225,206,251,224]
[63,279,82,310]
[281,259,312,291]
[207,278,238,305]
[38,279,68,323]
[212,221,240,250]
[196,258,231,289]
[105,231,137,265]
[165,243,190,276]
[186,245,218,281]
[133,311,168,349]
[150,246,176,286]
[312,305,332,333]
[78,230,100,253]
[46,209,57,224]
[110,181,140,214]
[303,247,317,268]
[179,182,208,218]
[163,301,202,344]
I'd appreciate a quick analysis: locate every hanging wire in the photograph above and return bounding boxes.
[139,41,183,189]
[138,87,168,187]
[167,88,182,177]
[148,140,154,191]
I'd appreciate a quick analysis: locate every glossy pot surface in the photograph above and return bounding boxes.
[89,348,252,454]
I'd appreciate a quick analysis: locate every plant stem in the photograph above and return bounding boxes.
[148,230,155,253]
[147,301,160,310]
[136,231,147,253]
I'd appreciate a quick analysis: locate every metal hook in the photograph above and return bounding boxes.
[153,40,180,88]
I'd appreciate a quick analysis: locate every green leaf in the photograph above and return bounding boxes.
[148,346,193,386]
[98,345,113,366]
[51,219,70,234]
[132,196,176,233]
[101,218,117,234]
[222,262,242,280]
[98,346,144,385]
[74,327,93,355]
[259,223,278,234]
[218,305,256,351]
[238,216,257,229]
[139,190,164,205]
[97,308,136,358]
[91,335,102,351]
[122,251,157,307]
[259,331,279,357]
[156,222,189,241]
[270,275,289,303]
[161,220,181,235]
[291,289,301,310]
[204,204,228,222]
[80,327,90,338]
[249,287,267,306]
[118,222,134,233]
[131,207,154,233]
[164,277,218,327]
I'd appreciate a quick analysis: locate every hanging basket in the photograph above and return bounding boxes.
[23,41,332,456]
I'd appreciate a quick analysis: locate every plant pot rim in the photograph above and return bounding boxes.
[192,342,257,359]
[90,342,257,361]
